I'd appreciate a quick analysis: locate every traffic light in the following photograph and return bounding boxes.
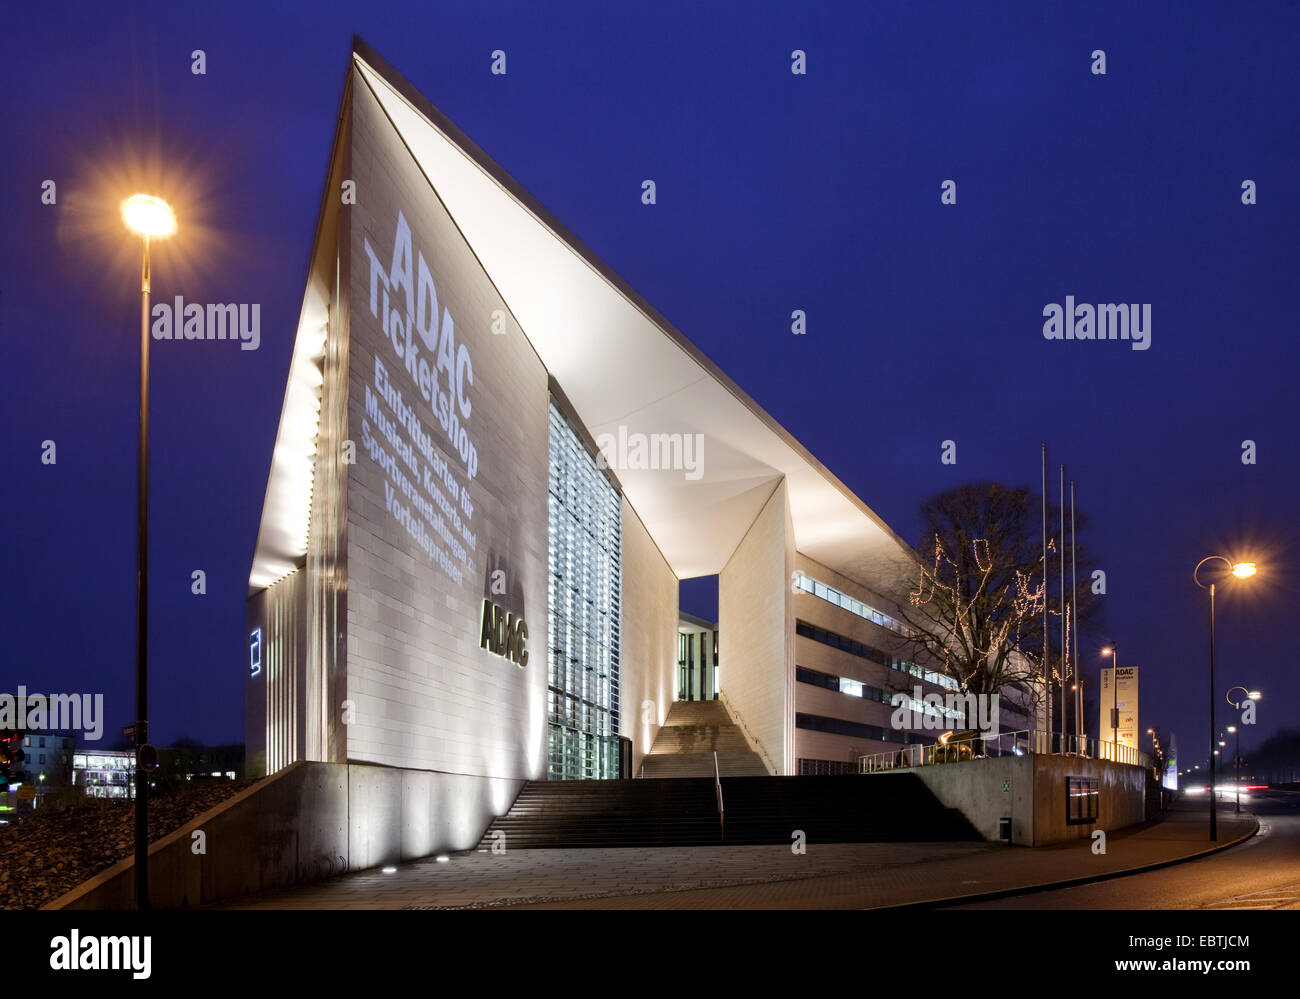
[0,730,26,783]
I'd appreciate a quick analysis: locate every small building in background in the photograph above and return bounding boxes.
[72,743,245,799]
[160,743,244,783]
[24,732,75,803]
[72,749,135,799]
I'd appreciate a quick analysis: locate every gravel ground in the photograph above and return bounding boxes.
[0,780,257,909]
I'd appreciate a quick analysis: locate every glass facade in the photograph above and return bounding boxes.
[547,401,622,780]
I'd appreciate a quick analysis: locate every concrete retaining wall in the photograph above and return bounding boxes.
[1032,754,1146,845]
[897,754,1146,846]
[45,761,524,910]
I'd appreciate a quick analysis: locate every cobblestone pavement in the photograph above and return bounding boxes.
[221,806,1257,910]
[222,840,993,909]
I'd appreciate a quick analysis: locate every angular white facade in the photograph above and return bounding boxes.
[246,40,982,851]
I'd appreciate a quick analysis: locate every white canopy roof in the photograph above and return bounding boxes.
[249,39,916,594]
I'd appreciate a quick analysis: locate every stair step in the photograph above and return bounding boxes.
[477,774,981,849]
[640,700,767,778]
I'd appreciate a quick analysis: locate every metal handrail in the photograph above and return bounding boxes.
[719,689,779,777]
[713,750,724,842]
[856,729,1152,773]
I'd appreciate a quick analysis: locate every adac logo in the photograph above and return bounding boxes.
[480,599,527,668]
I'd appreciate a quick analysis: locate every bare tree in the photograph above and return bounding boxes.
[894,483,1100,722]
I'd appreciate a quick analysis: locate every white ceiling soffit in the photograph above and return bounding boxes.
[248,271,328,592]
[354,53,915,586]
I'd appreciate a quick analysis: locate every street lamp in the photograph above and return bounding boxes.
[122,193,176,911]
[1225,687,1261,815]
[1101,644,1119,756]
[1226,726,1239,810]
[1193,556,1258,842]
[1226,688,1261,813]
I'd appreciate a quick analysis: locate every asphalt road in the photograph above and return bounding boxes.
[952,789,1300,909]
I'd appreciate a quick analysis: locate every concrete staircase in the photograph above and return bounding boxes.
[476,699,980,850]
[476,773,980,849]
[638,699,768,778]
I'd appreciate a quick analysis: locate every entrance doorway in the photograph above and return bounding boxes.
[677,614,719,701]
[678,576,719,702]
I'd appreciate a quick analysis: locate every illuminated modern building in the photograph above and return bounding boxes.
[244,38,1000,852]
[73,750,135,799]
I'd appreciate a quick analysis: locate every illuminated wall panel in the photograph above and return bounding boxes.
[245,567,306,777]
[618,497,678,777]
[718,481,794,775]
[342,70,549,779]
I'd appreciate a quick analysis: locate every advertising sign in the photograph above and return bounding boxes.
[1163,731,1178,790]
[1100,666,1139,750]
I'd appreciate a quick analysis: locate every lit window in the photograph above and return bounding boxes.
[546,401,621,781]
[792,571,906,634]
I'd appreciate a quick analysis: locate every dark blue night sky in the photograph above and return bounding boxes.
[2,1,1297,769]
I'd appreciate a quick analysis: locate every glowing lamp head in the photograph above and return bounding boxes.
[1231,561,1257,578]
[1101,647,1114,657]
[122,194,176,238]
[1249,691,1262,700]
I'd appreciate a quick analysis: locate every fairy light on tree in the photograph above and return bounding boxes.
[895,483,1099,730]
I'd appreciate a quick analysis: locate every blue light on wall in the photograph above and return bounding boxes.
[249,628,262,678]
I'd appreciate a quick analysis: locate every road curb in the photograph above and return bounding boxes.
[869,813,1262,911]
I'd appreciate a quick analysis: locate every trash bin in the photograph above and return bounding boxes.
[999,817,1013,842]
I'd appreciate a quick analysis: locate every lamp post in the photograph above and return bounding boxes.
[1193,557,1257,842]
[1101,644,1119,757]
[122,193,176,911]
[1147,728,1163,799]
[1226,726,1239,810]
[1224,688,1261,814]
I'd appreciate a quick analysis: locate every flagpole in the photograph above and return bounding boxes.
[1059,463,1067,753]
[1041,444,1051,747]
[1070,480,1081,742]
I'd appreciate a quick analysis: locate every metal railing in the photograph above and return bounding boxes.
[713,751,725,841]
[857,729,1152,773]
[719,689,779,777]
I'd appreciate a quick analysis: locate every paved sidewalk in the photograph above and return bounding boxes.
[221,801,1257,910]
